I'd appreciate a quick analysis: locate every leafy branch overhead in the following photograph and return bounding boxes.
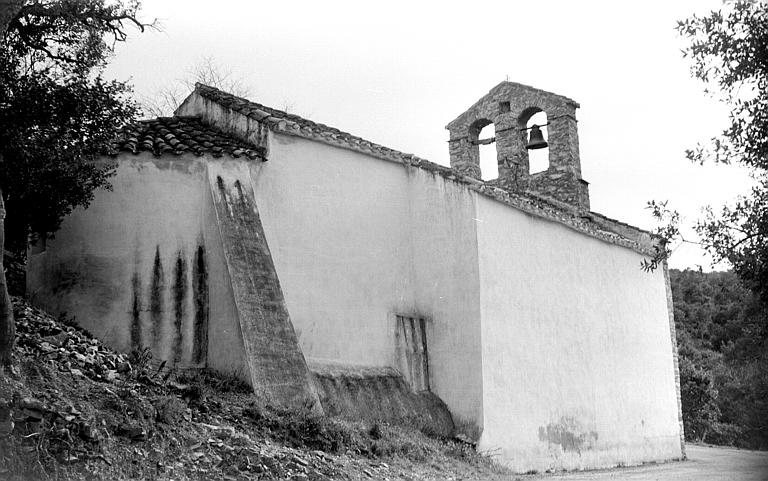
[5,0,154,72]
[677,2,768,169]
[649,1,767,297]
[642,200,682,272]
[0,0,151,253]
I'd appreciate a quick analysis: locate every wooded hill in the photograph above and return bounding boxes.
[670,269,768,449]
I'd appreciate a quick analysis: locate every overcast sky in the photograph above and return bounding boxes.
[104,0,752,271]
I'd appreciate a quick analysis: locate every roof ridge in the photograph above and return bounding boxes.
[190,84,656,254]
[491,81,579,106]
[135,114,200,123]
[193,83,424,161]
[194,82,293,120]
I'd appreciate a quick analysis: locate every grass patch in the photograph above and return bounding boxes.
[241,399,504,470]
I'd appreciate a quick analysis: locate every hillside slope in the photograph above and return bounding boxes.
[0,297,510,480]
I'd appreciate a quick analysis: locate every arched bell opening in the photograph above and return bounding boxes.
[468,118,497,181]
[447,83,589,209]
[477,123,498,180]
[521,110,549,174]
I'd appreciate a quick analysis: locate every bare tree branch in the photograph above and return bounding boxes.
[143,56,254,117]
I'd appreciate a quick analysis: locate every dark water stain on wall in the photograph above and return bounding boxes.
[216,176,225,199]
[192,244,208,364]
[130,271,142,349]
[538,416,599,454]
[149,246,165,347]
[172,251,188,363]
[234,180,246,205]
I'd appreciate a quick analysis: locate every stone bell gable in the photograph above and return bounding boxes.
[446,81,590,210]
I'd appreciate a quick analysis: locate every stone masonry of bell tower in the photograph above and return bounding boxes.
[446,82,590,210]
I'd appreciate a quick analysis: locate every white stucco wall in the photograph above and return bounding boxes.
[475,195,682,472]
[26,153,249,378]
[252,132,485,431]
[25,128,682,470]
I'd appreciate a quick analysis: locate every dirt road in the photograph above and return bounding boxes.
[535,445,768,481]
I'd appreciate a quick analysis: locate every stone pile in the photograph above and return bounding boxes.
[1,299,155,468]
[13,299,139,384]
[168,423,351,480]
[0,393,108,466]
[1,299,352,479]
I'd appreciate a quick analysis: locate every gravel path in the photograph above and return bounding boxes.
[534,445,768,481]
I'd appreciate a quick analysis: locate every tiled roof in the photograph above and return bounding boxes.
[194,83,434,167]
[190,84,657,255]
[111,116,265,160]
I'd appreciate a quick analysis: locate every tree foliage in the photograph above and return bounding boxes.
[656,2,768,300]
[5,0,148,73]
[679,1,768,170]
[0,0,151,252]
[664,5,768,447]
[678,356,721,442]
[671,268,768,449]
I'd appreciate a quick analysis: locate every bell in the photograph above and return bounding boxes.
[526,124,548,150]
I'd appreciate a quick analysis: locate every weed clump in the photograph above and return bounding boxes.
[240,401,492,466]
[243,400,364,453]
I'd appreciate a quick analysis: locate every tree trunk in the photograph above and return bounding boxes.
[0,2,21,371]
[0,189,13,369]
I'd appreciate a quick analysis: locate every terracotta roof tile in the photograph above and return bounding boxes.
[110,116,265,160]
[193,83,431,167]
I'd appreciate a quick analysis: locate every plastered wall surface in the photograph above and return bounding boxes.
[25,124,683,469]
[475,195,682,472]
[26,153,249,377]
[253,132,484,433]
